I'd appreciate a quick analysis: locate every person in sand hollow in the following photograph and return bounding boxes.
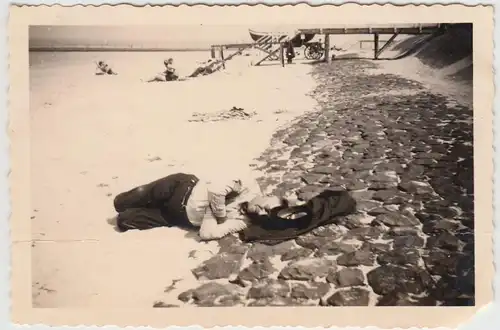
[145,58,179,82]
[188,59,224,78]
[95,61,118,75]
[113,171,268,240]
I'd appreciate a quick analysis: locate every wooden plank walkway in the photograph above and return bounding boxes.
[298,23,443,35]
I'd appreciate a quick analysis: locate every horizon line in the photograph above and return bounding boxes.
[29,47,211,52]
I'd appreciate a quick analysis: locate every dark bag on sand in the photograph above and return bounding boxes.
[239,189,356,245]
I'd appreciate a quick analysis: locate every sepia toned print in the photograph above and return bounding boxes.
[10,3,493,328]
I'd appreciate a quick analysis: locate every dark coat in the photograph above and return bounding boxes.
[239,189,356,245]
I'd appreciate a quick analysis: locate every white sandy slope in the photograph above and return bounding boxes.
[30,52,317,307]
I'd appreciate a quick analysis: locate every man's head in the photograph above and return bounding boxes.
[240,195,288,216]
[164,58,174,66]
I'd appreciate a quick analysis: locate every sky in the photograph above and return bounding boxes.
[29,24,426,50]
[29,25,304,49]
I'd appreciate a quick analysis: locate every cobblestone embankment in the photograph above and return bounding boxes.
[173,60,474,307]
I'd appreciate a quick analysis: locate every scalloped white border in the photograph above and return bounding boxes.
[2,1,498,329]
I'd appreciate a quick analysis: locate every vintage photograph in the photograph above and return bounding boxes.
[28,21,476,309]
[8,3,494,328]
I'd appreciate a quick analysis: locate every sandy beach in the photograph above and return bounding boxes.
[30,50,317,307]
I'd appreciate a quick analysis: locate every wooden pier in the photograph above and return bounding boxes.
[298,24,444,62]
[297,24,443,36]
[208,24,445,67]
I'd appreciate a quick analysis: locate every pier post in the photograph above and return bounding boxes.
[374,33,399,59]
[324,34,331,63]
[219,46,226,69]
[373,33,380,59]
[210,46,216,59]
[279,42,285,67]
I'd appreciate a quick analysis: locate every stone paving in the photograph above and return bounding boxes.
[173,60,474,307]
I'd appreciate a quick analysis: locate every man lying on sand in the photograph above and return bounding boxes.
[95,61,118,75]
[188,59,224,78]
[113,171,273,240]
[144,58,179,82]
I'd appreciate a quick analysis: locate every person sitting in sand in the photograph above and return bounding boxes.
[112,171,266,240]
[145,58,179,82]
[95,61,117,75]
[188,59,224,78]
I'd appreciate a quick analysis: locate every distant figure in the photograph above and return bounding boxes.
[188,59,224,78]
[286,41,295,64]
[330,45,342,61]
[95,61,117,75]
[145,58,179,83]
[163,58,178,80]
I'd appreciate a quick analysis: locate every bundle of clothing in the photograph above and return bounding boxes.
[189,107,256,123]
[239,189,357,245]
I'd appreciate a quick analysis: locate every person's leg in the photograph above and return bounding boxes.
[116,208,171,232]
[114,185,152,213]
[198,68,208,76]
[146,74,166,83]
[149,173,198,207]
[189,67,204,78]
[114,173,187,212]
